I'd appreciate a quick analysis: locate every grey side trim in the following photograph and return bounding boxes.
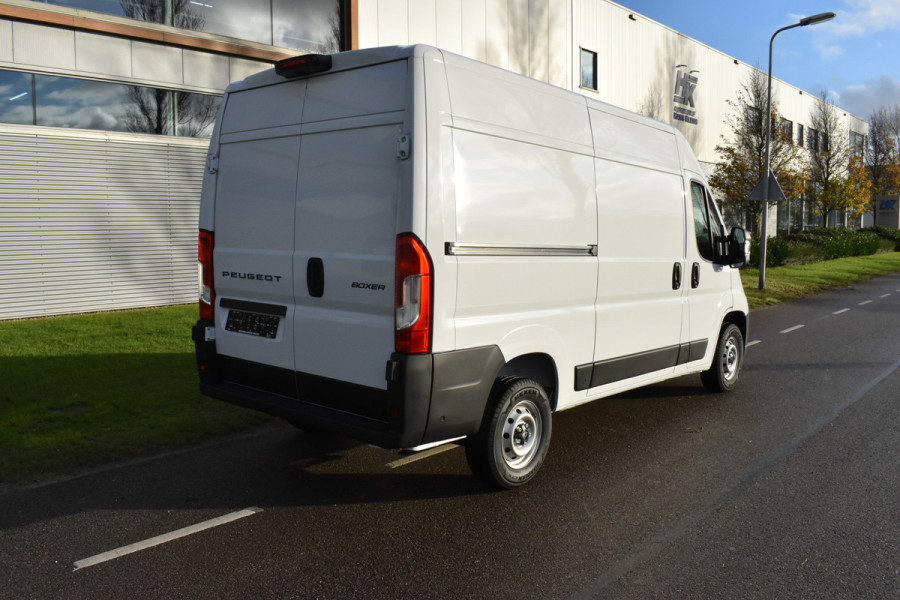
[446,242,598,257]
[574,339,709,391]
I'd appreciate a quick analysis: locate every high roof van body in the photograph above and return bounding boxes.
[193,45,749,487]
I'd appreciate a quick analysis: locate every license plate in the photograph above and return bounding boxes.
[225,310,280,339]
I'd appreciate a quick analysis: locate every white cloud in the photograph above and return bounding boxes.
[825,0,900,36]
[837,75,900,116]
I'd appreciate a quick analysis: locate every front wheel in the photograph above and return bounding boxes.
[465,377,552,489]
[701,323,744,393]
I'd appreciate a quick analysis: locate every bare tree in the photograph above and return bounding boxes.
[120,0,205,31]
[175,92,219,137]
[123,87,218,137]
[124,86,170,135]
[708,68,807,231]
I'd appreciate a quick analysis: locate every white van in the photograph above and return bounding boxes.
[193,45,749,488]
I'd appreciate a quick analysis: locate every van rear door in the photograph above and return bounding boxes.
[212,82,306,378]
[291,60,410,392]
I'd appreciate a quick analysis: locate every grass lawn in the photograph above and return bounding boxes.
[741,251,900,309]
[0,305,268,483]
[2,251,900,483]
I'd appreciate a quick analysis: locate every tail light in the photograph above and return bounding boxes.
[395,233,433,354]
[198,229,215,321]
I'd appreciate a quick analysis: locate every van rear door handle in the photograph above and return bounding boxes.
[672,262,682,290]
[691,262,700,288]
[307,257,325,297]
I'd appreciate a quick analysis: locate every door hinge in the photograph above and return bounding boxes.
[396,133,411,161]
[206,151,219,174]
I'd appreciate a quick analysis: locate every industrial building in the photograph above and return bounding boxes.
[0,0,868,319]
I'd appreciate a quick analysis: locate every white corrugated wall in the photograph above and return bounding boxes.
[0,124,208,320]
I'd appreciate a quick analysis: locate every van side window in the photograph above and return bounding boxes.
[691,182,723,261]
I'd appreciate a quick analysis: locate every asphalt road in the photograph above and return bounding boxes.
[2,273,899,599]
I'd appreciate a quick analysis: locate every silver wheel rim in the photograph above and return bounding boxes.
[501,399,542,469]
[722,336,740,382]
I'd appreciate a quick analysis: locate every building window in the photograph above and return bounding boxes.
[0,69,220,138]
[808,128,820,153]
[850,131,866,156]
[0,70,34,126]
[781,119,793,144]
[39,0,344,52]
[797,123,804,147]
[746,107,762,133]
[580,48,597,91]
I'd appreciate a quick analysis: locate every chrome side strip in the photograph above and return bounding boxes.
[445,242,598,257]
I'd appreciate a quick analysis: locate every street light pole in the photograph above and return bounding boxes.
[758,12,835,290]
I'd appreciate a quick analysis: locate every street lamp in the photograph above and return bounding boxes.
[758,11,835,290]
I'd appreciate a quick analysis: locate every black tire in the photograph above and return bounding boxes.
[465,377,552,489]
[701,323,744,393]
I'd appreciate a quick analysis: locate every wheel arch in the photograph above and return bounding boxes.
[722,310,748,344]
[496,352,559,411]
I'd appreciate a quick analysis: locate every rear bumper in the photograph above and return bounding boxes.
[192,320,504,448]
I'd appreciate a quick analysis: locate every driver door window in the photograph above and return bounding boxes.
[691,182,723,261]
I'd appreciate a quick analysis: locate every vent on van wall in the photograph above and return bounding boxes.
[275,54,333,78]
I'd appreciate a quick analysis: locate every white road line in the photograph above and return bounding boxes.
[880,293,891,298]
[746,340,761,348]
[859,300,872,306]
[386,443,460,469]
[780,325,805,334]
[73,507,262,571]
[833,308,850,315]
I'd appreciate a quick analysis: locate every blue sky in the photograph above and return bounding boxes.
[618,0,900,119]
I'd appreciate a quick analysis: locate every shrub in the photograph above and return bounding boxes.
[790,228,879,259]
[749,228,881,267]
[866,227,900,251]
[749,235,791,267]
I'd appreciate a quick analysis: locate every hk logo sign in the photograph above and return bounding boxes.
[879,199,898,212]
[674,70,697,107]
[673,67,698,125]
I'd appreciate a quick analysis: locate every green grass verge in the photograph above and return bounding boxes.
[741,251,900,309]
[0,305,268,483]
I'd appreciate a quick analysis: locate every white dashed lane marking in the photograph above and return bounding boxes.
[880,293,891,298]
[73,507,262,571]
[746,340,761,348]
[859,300,872,306]
[833,308,850,315]
[780,325,805,334]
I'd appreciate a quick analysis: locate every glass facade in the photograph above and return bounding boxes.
[38,0,344,52]
[1,69,220,137]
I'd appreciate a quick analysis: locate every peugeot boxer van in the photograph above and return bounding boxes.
[193,45,749,488]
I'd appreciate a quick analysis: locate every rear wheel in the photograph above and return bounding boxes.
[465,377,552,489]
[701,323,744,393]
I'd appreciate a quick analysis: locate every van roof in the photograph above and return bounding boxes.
[226,45,702,177]
[227,45,423,93]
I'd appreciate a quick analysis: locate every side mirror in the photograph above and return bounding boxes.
[726,227,748,268]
